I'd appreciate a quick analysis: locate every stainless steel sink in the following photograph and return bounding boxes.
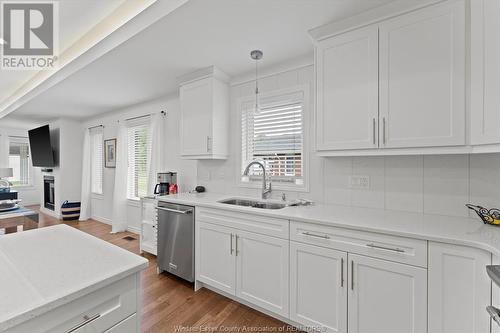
[218,198,286,210]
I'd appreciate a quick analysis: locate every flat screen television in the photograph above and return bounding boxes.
[28,125,55,167]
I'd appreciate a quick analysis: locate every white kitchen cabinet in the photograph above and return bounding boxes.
[428,242,491,333]
[471,0,500,145]
[290,242,347,333]
[140,197,157,256]
[314,0,466,155]
[378,0,465,148]
[236,230,289,317]
[9,274,140,333]
[316,25,379,151]
[179,66,229,159]
[196,222,236,295]
[348,254,427,333]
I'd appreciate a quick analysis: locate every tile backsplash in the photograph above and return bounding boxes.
[324,154,500,217]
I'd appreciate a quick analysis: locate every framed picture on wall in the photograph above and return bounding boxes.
[104,139,117,168]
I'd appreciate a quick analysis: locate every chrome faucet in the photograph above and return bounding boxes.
[243,160,272,199]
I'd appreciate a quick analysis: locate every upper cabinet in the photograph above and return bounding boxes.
[471,0,500,145]
[179,66,229,159]
[316,26,379,151]
[379,1,465,148]
[313,0,474,156]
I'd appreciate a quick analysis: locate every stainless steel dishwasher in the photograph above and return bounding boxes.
[156,201,194,282]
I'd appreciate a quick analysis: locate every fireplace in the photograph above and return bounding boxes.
[44,176,55,211]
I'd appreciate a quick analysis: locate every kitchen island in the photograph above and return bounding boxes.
[0,224,148,332]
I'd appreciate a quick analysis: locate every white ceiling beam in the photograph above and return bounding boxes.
[0,0,189,119]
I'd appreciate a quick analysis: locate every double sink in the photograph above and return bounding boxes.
[218,198,286,210]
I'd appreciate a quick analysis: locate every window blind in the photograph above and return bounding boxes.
[241,91,304,185]
[90,128,103,194]
[8,137,30,186]
[127,120,151,199]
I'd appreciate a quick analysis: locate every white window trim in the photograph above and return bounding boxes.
[126,117,152,201]
[8,136,33,188]
[236,84,310,192]
[90,128,104,195]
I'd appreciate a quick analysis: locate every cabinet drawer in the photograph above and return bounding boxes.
[10,274,138,333]
[104,313,137,333]
[196,207,289,239]
[290,221,427,267]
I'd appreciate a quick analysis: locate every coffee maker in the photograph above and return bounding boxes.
[154,172,177,195]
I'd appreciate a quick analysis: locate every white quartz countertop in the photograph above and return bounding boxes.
[158,192,500,256]
[0,224,148,332]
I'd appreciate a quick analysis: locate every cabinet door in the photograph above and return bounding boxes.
[348,254,427,333]
[379,0,465,148]
[290,242,347,333]
[235,230,289,317]
[316,25,379,151]
[180,77,213,156]
[471,0,500,144]
[196,222,236,295]
[428,242,491,333]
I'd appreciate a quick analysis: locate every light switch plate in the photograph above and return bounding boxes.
[349,175,370,189]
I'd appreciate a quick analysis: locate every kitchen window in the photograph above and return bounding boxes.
[8,137,31,187]
[90,127,103,194]
[241,88,306,188]
[127,120,151,200]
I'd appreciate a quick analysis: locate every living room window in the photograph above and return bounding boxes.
[90,127,103,194]
[8,137,31,187]
[126,120,151,200]
[241,88,306,188]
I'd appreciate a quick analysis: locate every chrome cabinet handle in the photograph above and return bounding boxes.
[64,314,100,333]
[366,243,405,253]
[301,231,330,239]
[156,206,193,214]
[230,233,234,255]
[372,118,376,145]
[206,136,211,152]
[340,257,344,288]
[235,235,239,256]
[382,117,386,145]
[351,260,354,291]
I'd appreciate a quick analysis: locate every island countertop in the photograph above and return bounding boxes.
[158,192,500,257]
[0,224,148,332]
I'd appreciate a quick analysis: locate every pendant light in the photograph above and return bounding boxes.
[250,50,263,114]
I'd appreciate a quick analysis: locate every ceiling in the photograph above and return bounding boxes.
[3,0,393,123]
[0,0,126,107]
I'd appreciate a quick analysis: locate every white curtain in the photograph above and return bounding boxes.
[147,113,163,195]
[111,124,129,233]
[79,130,91,221]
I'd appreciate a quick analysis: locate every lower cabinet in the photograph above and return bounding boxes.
[428,242,491,333]
[196,221,289,316]
[348,254,427,333]
[290,242,347,333]
[197,222,236,294]
[236,230,289,317]
[196,213,495,333]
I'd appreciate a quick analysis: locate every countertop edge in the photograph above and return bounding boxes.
[0,261,148,332]
[158,195,500,257]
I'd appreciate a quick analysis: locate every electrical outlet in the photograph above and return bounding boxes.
[349,175,370,189]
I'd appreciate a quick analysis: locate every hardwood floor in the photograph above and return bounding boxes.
[31,207,295,333]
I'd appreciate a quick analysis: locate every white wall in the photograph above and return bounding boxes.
[0,126,41,205]
[84,94,197,231]
[196,64,500,218]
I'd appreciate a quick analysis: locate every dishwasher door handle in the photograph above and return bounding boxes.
[156,206,193,214]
